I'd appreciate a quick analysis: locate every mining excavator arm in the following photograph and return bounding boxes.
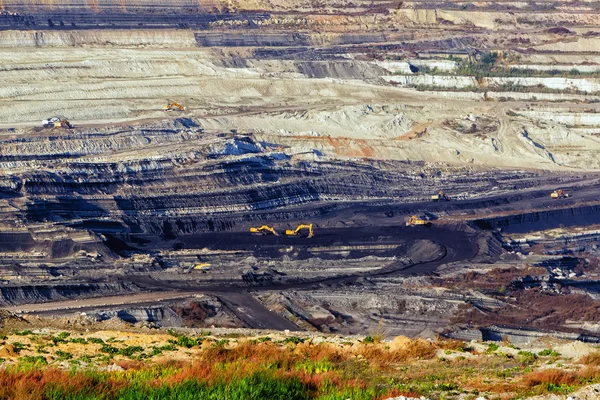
[250,225,279,236]
[163,101,185,111]
[285,224,314,238]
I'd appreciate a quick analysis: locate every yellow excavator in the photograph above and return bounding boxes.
[431,190,450,202]
[406,215,429,227]
[163,101,185,112]
[285,224,314,238]
[42,117,73,129]
[250,225,279,236]
[550,189,569,199]
[193,263,212,271]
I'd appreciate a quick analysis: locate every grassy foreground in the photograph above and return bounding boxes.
[1,329,600,399]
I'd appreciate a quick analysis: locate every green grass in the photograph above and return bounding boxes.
[43,373,314,400]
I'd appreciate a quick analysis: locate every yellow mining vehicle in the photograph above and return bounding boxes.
[194,263,212,272]
[431,190,450,202]
[250,225,279,236]
[285,224,314,238]
[550,189,569,199]
[406,215,429,227]
[163,101,185,111]
[43,117,73,129]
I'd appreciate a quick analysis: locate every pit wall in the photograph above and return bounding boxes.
[0,29,197,47]
[474,204,600,234]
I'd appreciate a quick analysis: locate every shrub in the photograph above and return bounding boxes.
[50,336,67,345]
[160,344,177,352]
[517,350,537,365]
[486,343,499,353]
[176,336,198,349]
[18,355,47,369]
[150,347,163,356]
[55,351,73,361]
[100,344,120,355]
[120,346,144,357]
[11,342,27,352]
[284,337,305,345]
[539,349,560,357]
[362,336,375,344]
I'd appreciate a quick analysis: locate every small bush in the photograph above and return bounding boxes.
[486,343,499,353]
[284,337,305,345]
[18,355,47,369]
[120,346,144,357]
[176,336,198,349]
[517,350,537,365]
[150,347,163,356]
[362,336,375,344]
[160,344,177,352]
[539,349,560,357]
[55,351,73,361]
[100,344,120,355]
[87,337,105,344]
[11,342,27,352]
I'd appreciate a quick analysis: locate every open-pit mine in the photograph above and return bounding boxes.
[3,0,600,350]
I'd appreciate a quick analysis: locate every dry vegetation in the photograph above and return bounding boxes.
[0,328,597,399]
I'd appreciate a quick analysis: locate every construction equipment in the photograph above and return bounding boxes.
[193,263,212,272]
[163,101,185,112]
[406,215,430,227]
[250,225,279,236]
[431,190,450,202]
[550,189,569,199]
[285,224,314,238]
[42,117,72,129]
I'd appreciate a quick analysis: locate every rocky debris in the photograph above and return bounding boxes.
[528,384,600,399]
[0,344,17,357]
[0,310,25,327]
